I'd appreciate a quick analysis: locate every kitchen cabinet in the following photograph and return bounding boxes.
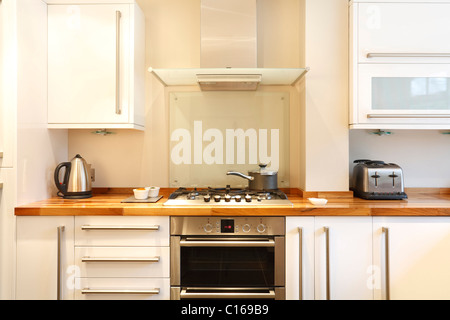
[16,216,170,300]
[47,3,145,130]
[350,0,450,129]
[16,216,75,300]
[286,216,373,300]
[373,217,450,300]
[285,217,315,300]
[0,169,15,299]
[73,216,170,300]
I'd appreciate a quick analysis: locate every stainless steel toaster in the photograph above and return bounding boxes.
[351,160,407,200]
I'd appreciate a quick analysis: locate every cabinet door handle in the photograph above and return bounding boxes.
[57,226,65,300]
[81,288,160,295]
[81,256,160,263]
[81,225,160,231]
[324,226,330,300]
[368,114,450,119]
[382,227,390,300]
[367,52,450,59]
[115,10,121,115]
[298,227,303,300]
[0,182,3,190]
[0,151,3,159]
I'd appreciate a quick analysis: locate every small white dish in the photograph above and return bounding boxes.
[133,188,150,200]
[308,198,328,206]
[148,186,160,198]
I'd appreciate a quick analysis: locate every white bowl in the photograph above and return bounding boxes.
[133,188,149,200]
[308,198,328,206]
[148,186,160,198]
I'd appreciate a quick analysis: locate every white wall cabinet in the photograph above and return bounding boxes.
[48,3,145,130]
[373,217,450,300]
[286,216,373,300]
[350,0,450,129]
[16,216,75,300]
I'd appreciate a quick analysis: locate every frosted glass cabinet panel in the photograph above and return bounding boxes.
[355,64,450,126]
[169,92,290,188]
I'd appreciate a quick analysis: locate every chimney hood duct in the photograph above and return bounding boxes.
[148,0,309,91]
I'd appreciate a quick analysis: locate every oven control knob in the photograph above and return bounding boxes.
[214,195,221,202]
[235,195,242,202]
[224,194,231,202]
[242,224,251,233]
[257,224,266,233]
[245,194,252,202]
[203,223,213,233]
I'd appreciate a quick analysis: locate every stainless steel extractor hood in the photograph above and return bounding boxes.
[148,0,308,91]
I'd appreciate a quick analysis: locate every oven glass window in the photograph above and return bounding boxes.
[180,246,275,287]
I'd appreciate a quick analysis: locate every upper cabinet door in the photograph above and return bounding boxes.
[358,2,450,64]
[48,4,145,129]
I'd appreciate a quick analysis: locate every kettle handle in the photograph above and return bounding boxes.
[54,162,71,196]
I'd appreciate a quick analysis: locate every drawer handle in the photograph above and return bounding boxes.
[81,256,160,263]
[57,226,65,300]
[367,52,450,59]
[81,288,160,295]
[81,225,160,231]
[367,114,450,119]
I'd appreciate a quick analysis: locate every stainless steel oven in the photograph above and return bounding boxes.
[170,216,285,300]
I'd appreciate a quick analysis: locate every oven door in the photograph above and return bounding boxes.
[170,236,285,300]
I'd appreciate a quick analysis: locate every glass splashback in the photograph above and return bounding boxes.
[169,91,290,188]
[372,77,450,110]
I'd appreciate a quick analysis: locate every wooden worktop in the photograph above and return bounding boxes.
[14,188,450,217]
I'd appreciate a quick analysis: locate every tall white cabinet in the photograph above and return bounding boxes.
[47,3,145,130]
[0,0,68,299]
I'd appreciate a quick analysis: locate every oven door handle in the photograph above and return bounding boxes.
[180,238,275,247]
[180,288,276,299]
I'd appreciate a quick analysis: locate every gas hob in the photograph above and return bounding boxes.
[163,186,293,206]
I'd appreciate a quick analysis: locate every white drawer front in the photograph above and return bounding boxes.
[75,278,170,300]
[357,3,450,64]
[75,246,169,278]
[75,216,169,246]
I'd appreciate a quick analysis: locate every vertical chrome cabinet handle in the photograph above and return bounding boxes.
[382,227,390,300]
[115,10,121,115]
[57,226,65,300]
[298,227,303,300]
[324,226,330,300]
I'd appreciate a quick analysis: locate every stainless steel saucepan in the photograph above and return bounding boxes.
[227,164,278,190]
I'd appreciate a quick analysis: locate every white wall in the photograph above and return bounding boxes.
[350,130,450,188]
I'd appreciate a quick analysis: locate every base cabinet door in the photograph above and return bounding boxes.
[286,216,373,300]
[315,217,373,300]
[16,216,75,300]
[285,217,315,300]
[373,217,450,300]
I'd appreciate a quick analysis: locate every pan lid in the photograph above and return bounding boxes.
[249,163,278,175]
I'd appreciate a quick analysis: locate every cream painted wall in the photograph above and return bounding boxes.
[69,0,306,189]
[303,0,349,191]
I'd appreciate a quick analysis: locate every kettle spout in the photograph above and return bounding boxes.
[227,171,255,181]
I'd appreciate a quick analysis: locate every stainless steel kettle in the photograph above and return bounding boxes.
[54,154,92,199]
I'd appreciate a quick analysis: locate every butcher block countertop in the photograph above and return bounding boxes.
[13,188,450,217]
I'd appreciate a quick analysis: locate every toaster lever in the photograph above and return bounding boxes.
[371,172,380,187]
[389,172,399,187]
